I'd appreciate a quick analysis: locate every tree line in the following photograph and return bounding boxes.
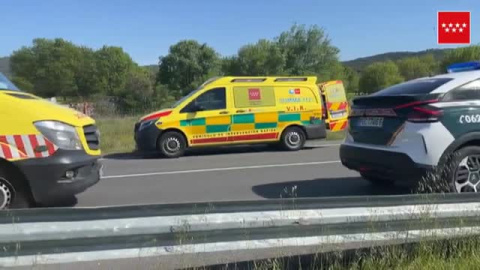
[7,24,480,114]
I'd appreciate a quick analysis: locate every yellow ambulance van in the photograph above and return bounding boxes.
[135,76,329,158]
[318,80,349,132]
[0,73,101,209]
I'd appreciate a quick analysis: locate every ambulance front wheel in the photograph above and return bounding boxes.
[158,131,187,158]
[280,126,306,151]
[0,165,31,210]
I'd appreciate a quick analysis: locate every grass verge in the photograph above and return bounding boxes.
[203,237,480,269]
[96,116,138,154]
[96,117,346,154]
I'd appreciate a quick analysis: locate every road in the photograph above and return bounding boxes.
[76,141,409,207]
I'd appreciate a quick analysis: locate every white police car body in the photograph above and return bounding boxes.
[340,62,480,192]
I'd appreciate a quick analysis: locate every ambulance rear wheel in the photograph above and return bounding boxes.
[0,166,31,210]
[158,131,187,158]
[280,127,306,151]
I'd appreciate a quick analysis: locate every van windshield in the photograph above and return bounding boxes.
[0,73,20,91]
[172,89,201,108]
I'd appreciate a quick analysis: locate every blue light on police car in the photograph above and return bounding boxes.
[447,61,480,73]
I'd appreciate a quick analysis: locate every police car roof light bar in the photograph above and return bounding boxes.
[447,61,480,73]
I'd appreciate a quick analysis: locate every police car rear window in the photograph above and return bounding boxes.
[373,78,453,96]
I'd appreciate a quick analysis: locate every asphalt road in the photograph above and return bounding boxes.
[76,141,409,207]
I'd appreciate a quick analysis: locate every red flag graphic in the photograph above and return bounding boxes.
[248,88,261,100]
[437,11,471,44]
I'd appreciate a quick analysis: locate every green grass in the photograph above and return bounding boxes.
[96,116,138,154]
[217,237,480,269]
[96,117,346,154]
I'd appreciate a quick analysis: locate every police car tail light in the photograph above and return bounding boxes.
[406,106,443,123]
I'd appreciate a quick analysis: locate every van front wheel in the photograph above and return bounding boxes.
[0,166,31,210]
[280,126,306,151]
[158,131,187,158]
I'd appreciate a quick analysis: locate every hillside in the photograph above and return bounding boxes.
[0,57,10,76]
[343,48,452,72]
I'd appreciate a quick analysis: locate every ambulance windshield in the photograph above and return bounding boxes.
[0,73,20,91]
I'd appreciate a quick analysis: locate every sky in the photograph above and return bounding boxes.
[1,0,479,65]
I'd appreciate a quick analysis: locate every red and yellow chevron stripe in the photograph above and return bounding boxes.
[329,120,348,132]
[326,101,349,112]
[0,135,58,160]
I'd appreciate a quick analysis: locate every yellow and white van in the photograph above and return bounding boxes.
[0,73,101,209]
[135,76,332,158]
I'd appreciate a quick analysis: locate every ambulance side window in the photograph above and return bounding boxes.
[181,88,226,113]
[444,79,480,101]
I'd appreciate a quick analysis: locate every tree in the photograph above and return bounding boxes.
[397,54,438,81]
[158,40,220,96]
[228,39,285,76]
[10,38,81,97]
[359,61,404,94]
[72,47,100,98]
[441,45,480,71]
[221,56,240,76]
[276,24,340,78]
[10,76,34,91]
[95,46,134,96]
[341,65,360,94]
[119,66,154,112]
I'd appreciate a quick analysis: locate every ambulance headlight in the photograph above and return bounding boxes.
[34,121,83,150]
[138,120,157,131]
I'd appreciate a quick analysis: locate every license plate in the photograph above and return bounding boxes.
[358,117,384,128]
[330,111,347,118]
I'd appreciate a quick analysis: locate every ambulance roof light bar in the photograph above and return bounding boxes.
[231,78,267,82]
[274,78,308,82]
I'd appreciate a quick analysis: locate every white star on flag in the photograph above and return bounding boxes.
[442,23,446,28]
[460,28,463,32]
[453,28,456,32]
[449,23,453,27]
[463,23,467,27]
[445,28,450,32]
[456,23,460,28]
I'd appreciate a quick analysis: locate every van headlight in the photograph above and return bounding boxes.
[138,120,158,131]
[34,121,83,150]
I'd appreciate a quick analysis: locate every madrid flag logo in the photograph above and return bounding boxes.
[437,11,471,44]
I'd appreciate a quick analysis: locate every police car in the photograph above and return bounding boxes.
[340,62,480,192]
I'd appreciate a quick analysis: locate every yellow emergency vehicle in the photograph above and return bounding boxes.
[0,73,101,209]
[135,76,345,158]
[318,80,349,132]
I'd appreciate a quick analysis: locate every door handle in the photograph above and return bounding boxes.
[236,110,246,113]
[219,111,229,115]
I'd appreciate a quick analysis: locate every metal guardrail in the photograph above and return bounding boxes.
[1,193,480,269]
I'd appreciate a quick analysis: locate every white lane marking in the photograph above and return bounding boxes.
[102,160,341,179]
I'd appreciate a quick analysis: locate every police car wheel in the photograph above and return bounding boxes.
[158,131,187,158]
[449,146,480,193]
[360,173,394,187]
[280,127,306,151]
[0,168,30,210]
